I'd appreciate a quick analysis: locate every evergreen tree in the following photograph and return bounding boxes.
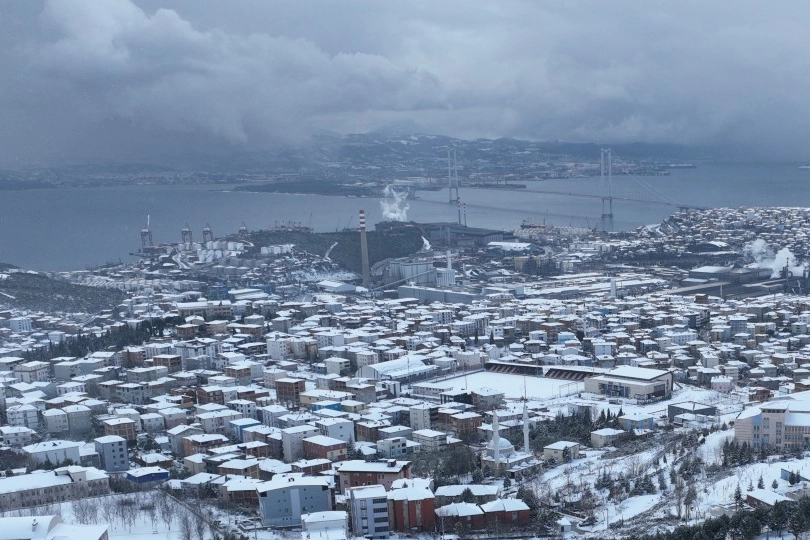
[757,475,765,489]
[769,501,788,538]
[789,471,798,486]
[788,510,807,540]
[503,477,512,489]
[734,485,743,510]
[460,487,475,503]
[772,479,779,490]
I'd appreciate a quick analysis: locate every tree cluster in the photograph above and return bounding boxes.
[626,496,810,540]
[530,409,623,450]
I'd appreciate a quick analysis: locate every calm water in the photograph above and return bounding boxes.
[1,162,810,271]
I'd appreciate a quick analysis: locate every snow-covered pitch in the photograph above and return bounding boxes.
[439,371,584,400]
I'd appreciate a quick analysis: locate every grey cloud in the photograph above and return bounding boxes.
[1,0,810,165]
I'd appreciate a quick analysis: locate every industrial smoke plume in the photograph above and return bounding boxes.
[380,186,409,221]
[744,239,804,278]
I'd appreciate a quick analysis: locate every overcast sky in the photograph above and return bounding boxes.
[1,0,809,166]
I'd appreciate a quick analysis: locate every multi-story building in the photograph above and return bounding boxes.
[23,440,83,465]
[182,433,229,456]
[197,409,243,434]
[302,435,348,462]
[0,466,109,510]
[173,338,223,369]
[412,429,447,453]
[735,398,810,451]
[7,404,39,430]
[9,317,32,333]
[336,460,411,493]
[167,425,203,456]
[276,378,307,405]
[449,411,483,440]
[315,418,356,444]
[377,437,409,459]
[140,413,165,433]
[13,361,50,383]
[64,404,92,435]
[150,354,182,373]
[94,435,129,472]
[387,484,436,533]
[281,425,319,462]
[0,426,34,447]
[103,418,138,442]
[43,409,69,434]
[348,484,390,539]
[257,474,333,527]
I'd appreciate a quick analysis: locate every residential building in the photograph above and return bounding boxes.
[387,484,436,533]
[302,435,348,462]
[542,441,580,462]
[257,474,333,527]
[348,484,390,539]
[281,425,319,462]
[276,378,307,405]
[94,435,129,472]
[336,460,411,493]
[23,440,82,465]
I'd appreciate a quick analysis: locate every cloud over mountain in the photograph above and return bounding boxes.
[1,0,809,165]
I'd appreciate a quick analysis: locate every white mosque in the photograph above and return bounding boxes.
[481,402,540,477]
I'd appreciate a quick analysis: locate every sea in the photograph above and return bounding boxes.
[2,161,809,272]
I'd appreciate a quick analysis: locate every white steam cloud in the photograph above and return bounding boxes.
[744,239,804,278]
[380,186,410,221]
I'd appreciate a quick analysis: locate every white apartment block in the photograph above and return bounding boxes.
[7,404,39,429]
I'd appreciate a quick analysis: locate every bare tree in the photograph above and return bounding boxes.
[179,512,194,540]
[158,491,175,531]
[142,500,158,533]
[71,499,88,524]
[193,506,208,540]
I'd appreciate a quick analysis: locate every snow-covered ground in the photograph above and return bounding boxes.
[439,371,583,400]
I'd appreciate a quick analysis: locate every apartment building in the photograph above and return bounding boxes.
[348,484,390,539]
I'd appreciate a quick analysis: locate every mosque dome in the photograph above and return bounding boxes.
[486,437,515,457]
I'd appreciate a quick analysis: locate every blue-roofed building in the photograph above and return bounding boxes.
[126,466,169,486]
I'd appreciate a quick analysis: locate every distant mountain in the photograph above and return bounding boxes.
[0,132,718,178]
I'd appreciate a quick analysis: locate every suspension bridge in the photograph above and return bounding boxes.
[446,147,707,231]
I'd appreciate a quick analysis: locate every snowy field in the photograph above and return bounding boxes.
[438,371,583,400]
[1,492,208,540]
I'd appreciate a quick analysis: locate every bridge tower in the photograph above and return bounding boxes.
[140,215,153,249]
[600,148,614,232]
[447,149,460,204]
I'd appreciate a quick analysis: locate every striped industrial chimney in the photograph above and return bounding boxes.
[359,210,370,287]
